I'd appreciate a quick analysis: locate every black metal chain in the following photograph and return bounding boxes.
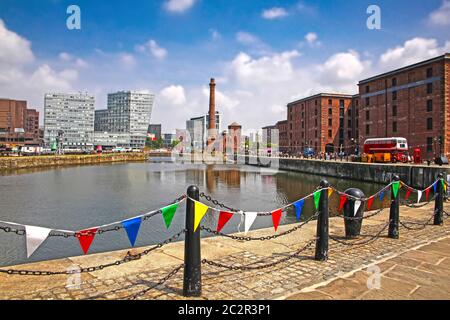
[124,264,184,300]
[0,229,186,276]
[399,210,437,230]
[200,213,318,241]
[202,238,316,271]
[332,207,386,221]
[329,221,391,246]
[400,194,437,209]
[0,194,186,238]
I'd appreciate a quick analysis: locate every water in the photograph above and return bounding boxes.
[0,159,384,267]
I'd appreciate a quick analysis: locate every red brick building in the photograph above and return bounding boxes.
[0,99,40,146]
[287,93,354,155]
[358,53,450,159]
[276,120,288,153]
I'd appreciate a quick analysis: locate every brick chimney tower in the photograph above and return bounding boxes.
[208,78,216,145]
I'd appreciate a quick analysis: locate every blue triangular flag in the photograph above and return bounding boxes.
[433,182,437,194]
[293,199,305,220]
[122,217,142,247]
[379,191,385,201]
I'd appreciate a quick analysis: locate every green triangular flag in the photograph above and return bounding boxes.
[313,190,321,210]
[392,181,400,198]
[161,203,179,229]
[441,179,446,190]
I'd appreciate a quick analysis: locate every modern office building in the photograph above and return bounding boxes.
[43,93,95,150]
[162,133,176,148]
[358,53,450,158]
[94,91,154,149]
[92,132,131,149]
[0,99,40,146]
[186,112,221,151]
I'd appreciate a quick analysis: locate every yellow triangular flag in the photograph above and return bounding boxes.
[328,188,334,198]
[194,201,209,231]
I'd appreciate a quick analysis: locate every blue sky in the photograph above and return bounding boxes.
[0,0,449,132]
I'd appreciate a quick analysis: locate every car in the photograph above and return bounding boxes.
[303,147,315,157]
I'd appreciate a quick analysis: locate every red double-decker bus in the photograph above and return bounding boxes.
[363,137,409,163]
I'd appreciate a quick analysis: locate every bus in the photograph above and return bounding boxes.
[363,137,409,163]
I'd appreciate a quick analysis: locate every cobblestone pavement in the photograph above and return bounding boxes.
[0,202,449,300]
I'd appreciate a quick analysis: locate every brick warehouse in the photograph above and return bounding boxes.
[286,93,355,154]
[358,53,450,159]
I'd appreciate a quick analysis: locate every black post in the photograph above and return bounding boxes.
[388,175,400,239]
[183,185,202,297]
[343,188,365,238]
[315,180,330,261]
[434,173,444,226]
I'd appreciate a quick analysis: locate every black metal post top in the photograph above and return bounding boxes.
[320,180,330,188]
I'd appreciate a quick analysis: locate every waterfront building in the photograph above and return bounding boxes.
[95,91,154,149]
[186,112,221,151]
[276,120,288,153]
[93,132,131,149]
[0,99,40,147]
[287,93,354,155]
[148,124,162,140]
[43,93,95,150]
[162,133,176,148]
[358,53,450,159]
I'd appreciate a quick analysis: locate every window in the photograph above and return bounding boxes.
[366,110,370,120]
[393,121,397,132]
[348,130,352,139]
[315,130,318,138]
[427,118,433,130]
[315,100,318,106]
[348,119,352,127]
[328,130,332,138]
[427,137,433,152]
[366,85,370,93]
[328,108,332,115]
[392,78,397,87]
[427,83,433,94]
[393,105,397,117]
[427,99,433,112]
[328,99,332,105]
[365,97,370,106]
[301,112,304,118]
[315,108,318,116]
[366,124,370,135]
[315,119,318,126]
[328,119,332,126]
[392,91,397,101]
[301,122,304,129]
[426,67,433,78]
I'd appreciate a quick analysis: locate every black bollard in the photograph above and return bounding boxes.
[388,175,400,239]
[315,180,330,261]
[183,185,202,297]
[434,173,444,226]
[343,188,365,238]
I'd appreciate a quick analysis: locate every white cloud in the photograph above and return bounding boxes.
[262,7,288,20]
[164,0,196,13]
[58,52,72,61]
[379,37,450,70]
[0,19,34,66]
[210,29,221,41]
[236,32,259,45]
[160,85,186,105]
[235,32,272,55]
[137,40,168,60]
[58,52,88,68]
[304,32,321,47]
[202,87,239,111]
[119,53,136,68]
[428,0,450,26]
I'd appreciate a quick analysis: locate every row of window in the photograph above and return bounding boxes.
[365,118,434,135]
[364,67,434,93]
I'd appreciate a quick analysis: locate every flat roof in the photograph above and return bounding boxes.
[287,92,355,107]
[359,53,450,85]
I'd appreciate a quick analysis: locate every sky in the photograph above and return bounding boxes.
[0,0,449,133]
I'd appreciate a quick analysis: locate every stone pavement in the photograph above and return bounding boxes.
[0,201,449,300]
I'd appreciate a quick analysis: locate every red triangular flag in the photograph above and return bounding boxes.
[425,187,431,201]
[217,211,234,233]
[271,209,282,231]
[405,189,412,200]
[76,228,98,254]
[367,196,375,210]
[339,195,347,211]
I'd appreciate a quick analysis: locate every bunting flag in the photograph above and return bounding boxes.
[76,228,99,254]
[392,181,400,199]
[271,209,282,231]
[417,190,423,204]
[442,180,446,193]
[425,187,431,201]
[405,189,412,200]
[339,195,347,211]
[217,211,234,233]
[313,190,321,210]
[244,212,258,234]
[433,182,437,194]
[294,199,305,220]
[25,225,52,258]
[367,196,375,210]
[354,201,362,216]
[122,217,142,247]
[194,201,209,232]
[161,202,180,229]
[328,188,334,198]
[379,191,385,201]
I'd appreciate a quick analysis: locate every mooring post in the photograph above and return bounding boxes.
[183,185,202,297]
[343,188,365,239]
[388,174,400,239]
[434,173,444,226]
[315,179,330,261]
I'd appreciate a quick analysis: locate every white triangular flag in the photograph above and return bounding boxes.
[417,190,422,204]
[244,212,258,234]
[354,201,362,216]
[25,225,52,258]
